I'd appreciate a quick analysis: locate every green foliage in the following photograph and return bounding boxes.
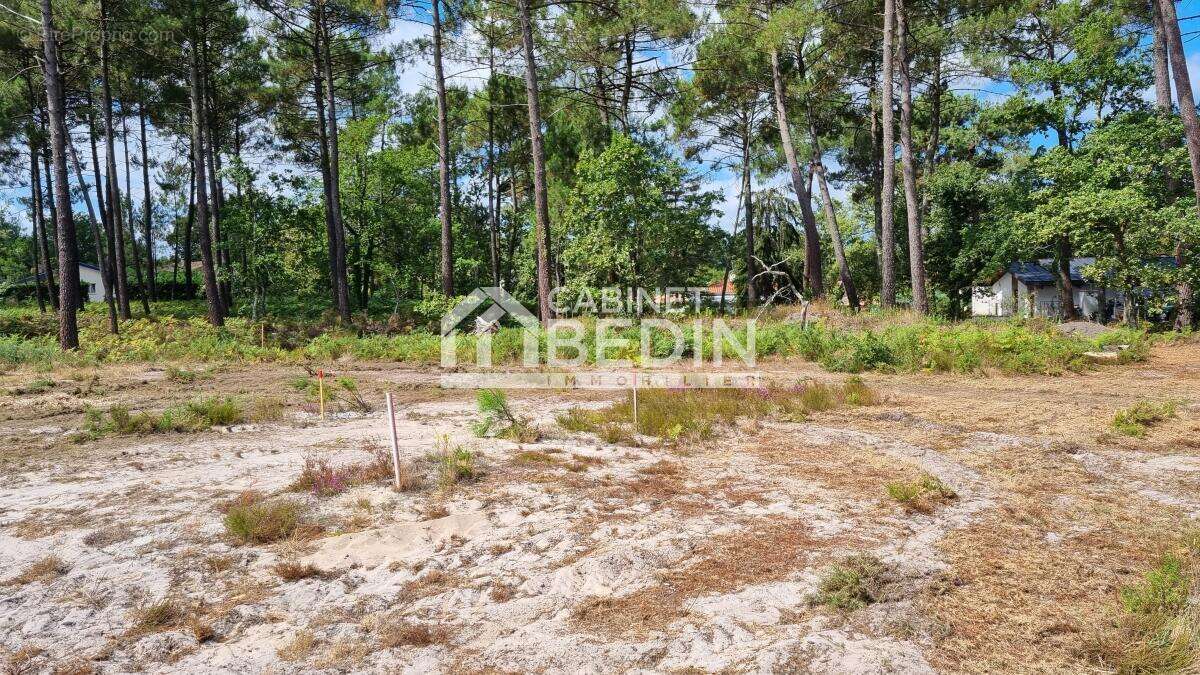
[886,474,958,512]
[559,135,722,292]
[557,378,877,441]
[472,389,536,441]
[79,397,245,438]
[224,497,304,545]
[435,435,478,488]
[812,555,889,610]
[1111,400,1178,437]
[1096,544,1200,673]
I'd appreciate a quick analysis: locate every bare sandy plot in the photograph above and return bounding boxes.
[0,343,1198,673]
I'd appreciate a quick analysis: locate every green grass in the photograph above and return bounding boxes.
[556,378,878,442]
[434,435,478,488]
[0,305,1153,378]
[78,396,246,439]
[1092,541,1200,673]
[1112,400,1179,437]
[223,495,305,544]
[812,555,890,610]
[473,389,537,442]
[885,474,958,513]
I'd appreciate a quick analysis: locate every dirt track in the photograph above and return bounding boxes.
[0,344,1197,673]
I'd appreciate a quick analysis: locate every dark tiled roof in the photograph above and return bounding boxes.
[999,256,1177,286]
[1008,261,1055,284]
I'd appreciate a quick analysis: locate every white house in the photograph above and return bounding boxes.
[971,257,1128,320]
[78,263,104,303]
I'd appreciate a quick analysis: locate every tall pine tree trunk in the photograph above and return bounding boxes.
[797,46,859,310]
[432,0,454,296]
[86,95,117,300]
[768,49,823,299]
[30,132,57,309]
[122,115,150,315]
[100,0,130,319]
[896,0,927,313]
[880,0,898,308]
[140,97,156,301]
[189,30,225,326]
[38,0,80,349]
[68,131,118,332]
[319,4,350,320]
[517,0,552,325]
[487,43,500,287]
[1158,0,1198,330]
[184,160,195,297]
[742,125,756,308]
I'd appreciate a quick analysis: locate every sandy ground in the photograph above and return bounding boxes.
[0,344,1198,674]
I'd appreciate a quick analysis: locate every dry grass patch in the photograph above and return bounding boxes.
[557,378,879,443]
[920,479,1180,673]
[313,640,372,669]
[1111,400,1179,437]
[811,555,892,610]
[6,555,69,586]
[1087,534,1200,673]
[128,599,184,635]
[399,568,464,601]
[573,519,817,636]
[82,525,134,548]
[277,629,318,662]
[886,474,958,514]
[222,492,308,545]
[273,560,323,581]
[288,441,396,497]
[377,620,451,648]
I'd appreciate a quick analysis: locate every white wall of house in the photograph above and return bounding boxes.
[972,273,1023,317]
[78,265,104,303]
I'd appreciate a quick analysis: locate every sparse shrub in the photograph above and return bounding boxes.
[165,366,198,383]
[474,389,538,441]
[130,599,181,632]
[292,373,371,413]
[77,397,246,438]
[435,435,478,488]
[248,396,285,422]
[1092,551,1200,672]
[558,377,879,442]
[1112,400,1179,437]
[289,443,396,496]
[224,497,304,544]
[6,555,69,585]
[376,621,449,648]
[812,555,889,610]
[274,561,322,581]
[10,377,54,395]
[886,474,958,513]
[512,449,559,465]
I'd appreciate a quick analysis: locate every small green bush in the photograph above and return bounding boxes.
[1112,400,1179,437]
[812,555,889,610]
[224,498,304,544]
[886,474,958,512]
[435,436,478,488]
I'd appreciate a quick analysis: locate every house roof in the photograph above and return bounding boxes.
[991,256,1176,286]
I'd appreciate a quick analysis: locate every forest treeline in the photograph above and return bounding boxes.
[2,0,1200,349]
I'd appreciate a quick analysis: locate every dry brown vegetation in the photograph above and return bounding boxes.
[6,556,69,586]
[573,519,821,636]
[2,343,1200,672]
